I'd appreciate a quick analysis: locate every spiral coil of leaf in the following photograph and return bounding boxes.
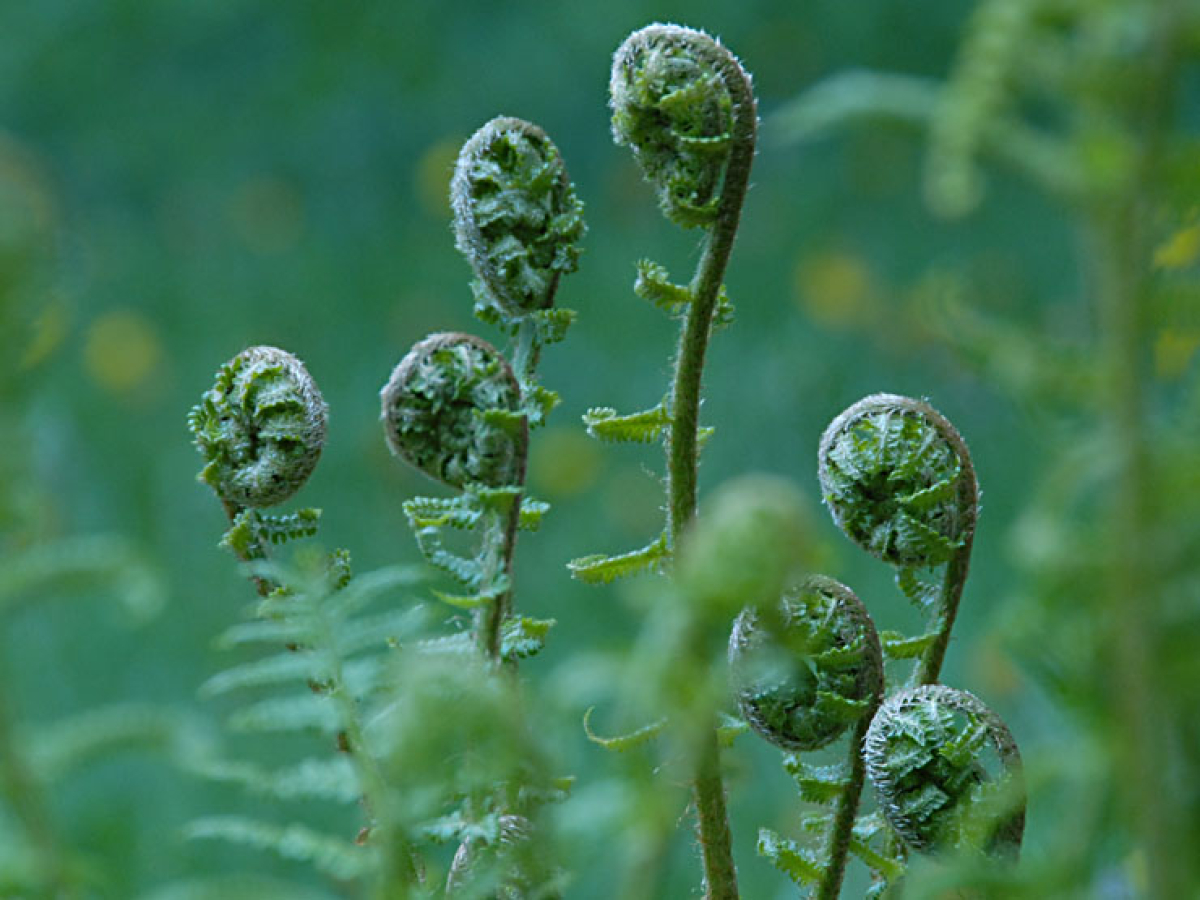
[610,24,752,229]
[451,117,586,324]
[189,345,327,509]
[818,393,978,568]
[863,684,1025,857]
[729,575,883,751]
[380,332,527,490]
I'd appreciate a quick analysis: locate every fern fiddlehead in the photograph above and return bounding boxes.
[864,685,1025,859]
[452,116,585,329]
[189,346,327,591]
[732,576,884,900]
[570,24,757,899]
[818,393,978,685]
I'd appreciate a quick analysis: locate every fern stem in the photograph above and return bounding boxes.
[662,44,756,900]
[816,712,873,900]
[913,530,975,687]
[913,421,979,688]
[220,500,272,598]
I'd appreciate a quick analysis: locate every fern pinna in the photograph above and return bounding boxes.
[745,394,1023,898]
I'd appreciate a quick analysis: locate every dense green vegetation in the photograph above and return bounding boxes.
[2,1,1198,897]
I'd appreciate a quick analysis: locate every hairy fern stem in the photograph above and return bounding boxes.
[650,30,756,900]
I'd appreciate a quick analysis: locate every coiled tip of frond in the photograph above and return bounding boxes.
[610,23,755,229]
[818,393,978,568]
[451,116,586,324]
[189,345,327,509]
[864,684,1025,857]
[380,332,527,490]
[729,575,882,751]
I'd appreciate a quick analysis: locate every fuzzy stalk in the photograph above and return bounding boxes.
[817,712,873,900]
[913,520,976,687]
[663,64,756,900]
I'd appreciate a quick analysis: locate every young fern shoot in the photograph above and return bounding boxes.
[743,395,1022,897]
[568,23,756,900]
[382,116,583,668]
[818,394,979,685]
[378,115,584,895]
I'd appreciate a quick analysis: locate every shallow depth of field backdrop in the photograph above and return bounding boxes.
[2,1,1199,897]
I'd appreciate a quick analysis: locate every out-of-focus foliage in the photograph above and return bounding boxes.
[2,0,1198,897]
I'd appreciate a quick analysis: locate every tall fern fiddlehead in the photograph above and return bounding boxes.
[864,684,1025,858]
[452,116,585,328]
[569,24,757,900]
[818,393,978,685]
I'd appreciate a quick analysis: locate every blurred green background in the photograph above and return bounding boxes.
[2,0,1198,897]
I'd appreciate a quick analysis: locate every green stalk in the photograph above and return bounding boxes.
[663,58,756,900]
[816,713,873,900]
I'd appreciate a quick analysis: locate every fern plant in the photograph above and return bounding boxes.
[774,0,1200,894]
[188,113,583,898]
[728,395,1023,898]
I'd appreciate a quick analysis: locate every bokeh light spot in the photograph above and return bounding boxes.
[528,428,603,499]
[793,249,876,328]
[83,309,162,394]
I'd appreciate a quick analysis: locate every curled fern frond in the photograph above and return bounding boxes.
[380,332,527,490]
[189,346,327,509]
[729,575,882,751]
[451,117,586,323]
[818,393,978,568]
[863,684,1025,858]
[610,23,754,228]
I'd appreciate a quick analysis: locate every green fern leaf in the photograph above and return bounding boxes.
[582,402,670,444]
[28,703,213,781]
[226,694,338,735]
[500,616,556,661]
[634,259,693,315]
[756,827,823,886]
[717,713,750,747]
[200,756,360,804]
[567,531,669,584]
[403,496,482,531]
[848,836,905,881]
[531,307,576,345]
[582,707,665,751]
[200,652,317,698]
[782,757,851,804]
[185,817,374,880]
[518,497,550,531]
[0,535,161,620]
[880,629,939,660]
